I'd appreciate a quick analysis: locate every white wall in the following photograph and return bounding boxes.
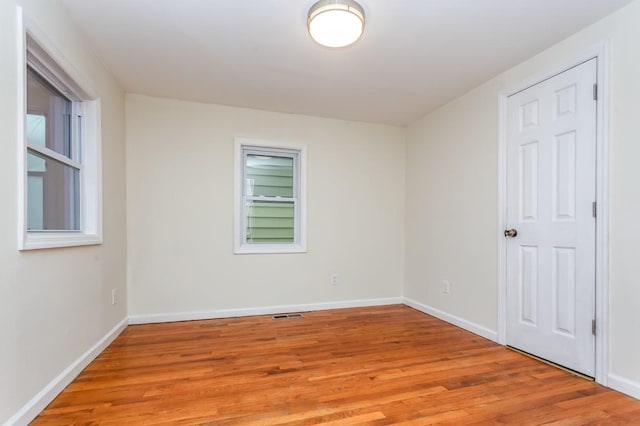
[0,0,127,423]
[405,0,640,389]
[126,95,405,318]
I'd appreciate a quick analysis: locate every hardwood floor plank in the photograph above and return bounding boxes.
[318,412,386,425]
[33,305,640,425]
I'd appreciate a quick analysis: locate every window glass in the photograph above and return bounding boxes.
[26,114,46,147]
[245,154,294,198]
[243,152,296,245]
[246,200,295,243]
[26,151,80,231]
[25,65,79,232]
[26,66,72,158]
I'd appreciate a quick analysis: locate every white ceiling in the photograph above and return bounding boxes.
[61,0,632,126]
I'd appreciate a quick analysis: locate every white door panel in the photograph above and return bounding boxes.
[506,59,597,376]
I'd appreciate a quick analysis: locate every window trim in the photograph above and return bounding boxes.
[234,138,307,254]
[17,8,103,250]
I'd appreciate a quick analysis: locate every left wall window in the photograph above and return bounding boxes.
[26,66,80,231]
[18,10,102,250]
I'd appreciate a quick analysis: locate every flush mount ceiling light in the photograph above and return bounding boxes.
[307,0,365,48]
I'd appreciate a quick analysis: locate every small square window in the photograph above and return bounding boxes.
[235,139,307,254]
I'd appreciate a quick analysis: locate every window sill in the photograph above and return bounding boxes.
[234,244,307,255]
[20,232,102,251]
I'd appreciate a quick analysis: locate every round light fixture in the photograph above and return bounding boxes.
[307,0,365,48]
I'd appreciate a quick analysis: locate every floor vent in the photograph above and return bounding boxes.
[272,313,304,319]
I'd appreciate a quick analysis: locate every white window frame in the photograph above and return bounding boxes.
[17,8,102,250]
[234,138,307,254]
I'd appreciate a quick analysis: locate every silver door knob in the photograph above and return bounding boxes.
[504,229,518,238]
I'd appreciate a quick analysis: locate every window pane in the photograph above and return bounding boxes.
[27,151,80,231]
[246,201,294,243]
[27,67,72,158]
[26,114,47,147]
[27,175,44,230]
[245,154,293,197]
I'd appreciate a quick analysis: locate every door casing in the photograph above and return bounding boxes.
[497,43,610,385]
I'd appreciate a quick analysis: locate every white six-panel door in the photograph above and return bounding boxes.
[506,59,597,377]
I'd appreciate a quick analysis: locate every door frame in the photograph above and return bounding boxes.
[497,43,610,385]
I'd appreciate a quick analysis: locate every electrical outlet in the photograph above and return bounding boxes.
[331,274,339,286]
[111,288,117,305]
[442,280,450,294]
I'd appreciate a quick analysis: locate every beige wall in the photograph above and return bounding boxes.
[126,95,405,317]
[405,0,640,385]
[0,0,127,423]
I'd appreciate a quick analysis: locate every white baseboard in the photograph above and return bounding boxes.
[608,373,640,400]
[5,317,128,426]
[128,297,403,324]
[403,297,498,342]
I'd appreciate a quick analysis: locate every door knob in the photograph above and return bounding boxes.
[504,229,518,238]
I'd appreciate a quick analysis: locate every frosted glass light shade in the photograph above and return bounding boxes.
[308,0,365,48]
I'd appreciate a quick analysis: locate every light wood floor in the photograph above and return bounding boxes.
[34,305,640,425]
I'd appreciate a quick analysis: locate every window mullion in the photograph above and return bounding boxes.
[27,143,82,170]
[72,101,82,162]
[293,198,299,245]
[292,153,298,245]
[242,195,248,245]
[248,196,294,202]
